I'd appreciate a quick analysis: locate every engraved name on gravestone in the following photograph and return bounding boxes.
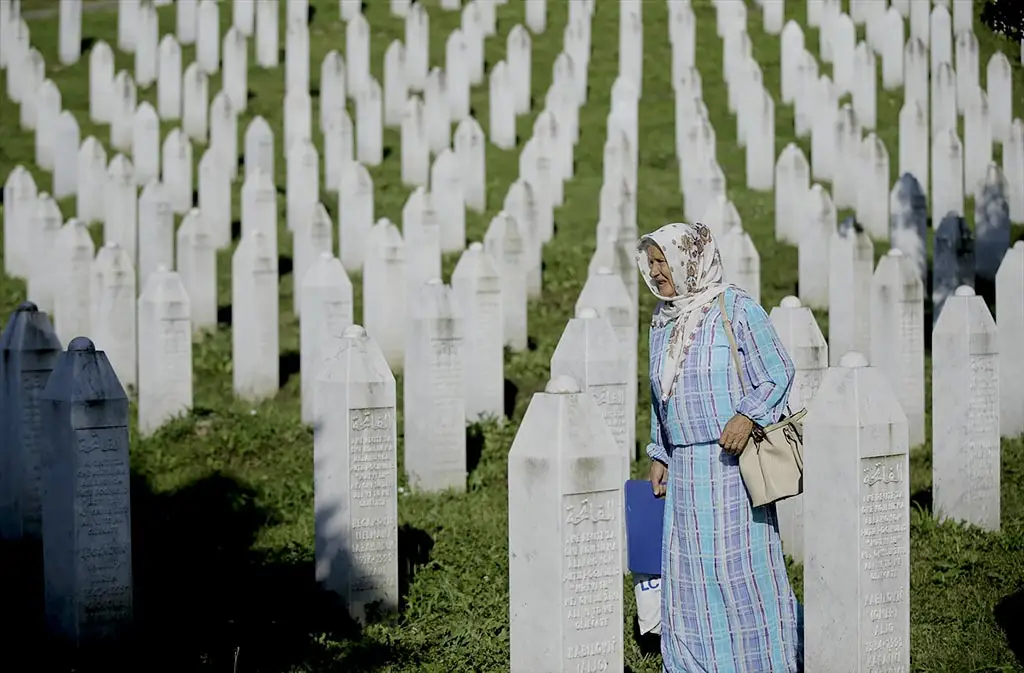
[804,352,909,673]
[315,325,398,623]
[40,337,132,644]
[0,302,62,541]
[508,375,624,673]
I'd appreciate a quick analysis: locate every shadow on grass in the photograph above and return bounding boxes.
[0,471,424,672]
[995,588,1024,666]
[503,377,519,420]
[910,486,933,514]
[279,349,300,387]
[467,422,486,475]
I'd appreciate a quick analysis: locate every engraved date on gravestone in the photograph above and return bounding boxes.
[74,427,132,629]
[348,409,397,597]
[859,456,908,672]
[562,491,620,673]
[590,384,627,447]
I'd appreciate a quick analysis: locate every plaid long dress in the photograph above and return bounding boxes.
[646,288,803,673]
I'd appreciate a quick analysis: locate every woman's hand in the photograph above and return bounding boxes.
[649,460,668,498]
[719,414,754,455]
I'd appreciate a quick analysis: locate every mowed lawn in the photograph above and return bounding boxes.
[0,1,1023,671]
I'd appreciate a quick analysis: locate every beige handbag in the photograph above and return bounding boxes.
[718,294,807,508]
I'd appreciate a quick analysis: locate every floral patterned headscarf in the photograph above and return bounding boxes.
[636,222,732,402]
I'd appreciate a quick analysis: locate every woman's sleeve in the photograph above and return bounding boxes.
[732,294,796,426]
[646,399,670,465]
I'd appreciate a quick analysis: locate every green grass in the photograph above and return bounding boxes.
[0,0,1023,671]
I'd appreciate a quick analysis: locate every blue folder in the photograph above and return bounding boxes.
[624,479,666,576]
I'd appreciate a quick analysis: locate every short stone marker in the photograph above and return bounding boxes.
[0,302,62,541]
[404,279,466,493]
[997,242,1024,437]
[40,337,132,645]
[804,351,909,673]
[932,285,1001,531]
[314,325,399,624]
[508,374,624,673]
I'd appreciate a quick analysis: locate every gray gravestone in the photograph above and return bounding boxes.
[889,173,928,285]
[40,337,133,645]
[0,301,62,541]
[974,167,1011,283]
[932,213,975,325]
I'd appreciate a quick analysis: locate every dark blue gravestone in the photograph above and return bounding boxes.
[40,337,132,645]
[974,166,1011,282]
[889,173,928,286]
[0,301,62,541]
[933,213,976,325]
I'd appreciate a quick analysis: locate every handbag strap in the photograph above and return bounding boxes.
[718,294,747,396]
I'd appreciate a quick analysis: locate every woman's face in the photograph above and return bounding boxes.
[646,244,677,297]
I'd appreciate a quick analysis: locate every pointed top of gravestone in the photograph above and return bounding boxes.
[320,251,334,260]
[427,278,443,286]
[839,351,869,368]
[576,307,599,319]
[1,301,61,353]
[469,242,483,251]
[343,325,367,338]
[40,339,128,407]
[780,296,802,308]
[68,336,95,352]
[1015,241,1024,251]
[887,248,904,257]
[545,375,582,394]
[954,285,975,297]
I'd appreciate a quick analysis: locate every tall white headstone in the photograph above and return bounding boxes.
[932,286,1000,531]
[508,375,624,673]
[804,351,910,673]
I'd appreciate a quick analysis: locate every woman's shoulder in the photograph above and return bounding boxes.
[725,287,769,324]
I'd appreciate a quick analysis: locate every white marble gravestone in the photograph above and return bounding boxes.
[300,253,354,424]
[804,352,910,673]
[176,209,217,334]
[137,267,193,436]
[932,286,1000,531]
[551,308,631,485]
[508,375,624,673]
[404,279,466,493]
[363,219,406,372]
[91,243,138,390]
[54,219,94,348]
[870,249,925,447]
[137,180,175,291]
[484,212,528,351]
[0,302,62,541]
[828,224,874,365]
[452,243,504,422]
[232,231,280,402]
[997,242,1024,437]
[40,337,132,645]
[768,296,828,562]
[314,325,399,624]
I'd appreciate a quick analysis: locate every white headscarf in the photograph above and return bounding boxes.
[636,222,733,403]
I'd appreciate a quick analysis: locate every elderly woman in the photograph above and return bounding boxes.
[637,222,802,672]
